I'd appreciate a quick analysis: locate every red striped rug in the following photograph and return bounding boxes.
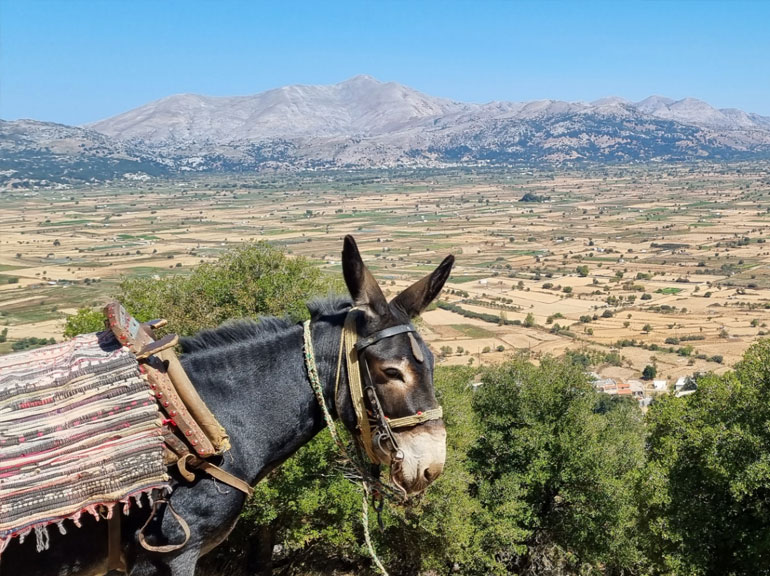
[0,331,169,553]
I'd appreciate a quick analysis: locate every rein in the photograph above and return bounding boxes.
[302,310,444,576]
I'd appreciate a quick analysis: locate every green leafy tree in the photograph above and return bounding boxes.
[212,431,363,575]
[524,312,536,328]
[642,365,657,380]
[639,339,770,575]
[467,357,646,574]
[62,243,340,341]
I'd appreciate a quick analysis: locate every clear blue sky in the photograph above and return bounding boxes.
[1,0,769,125]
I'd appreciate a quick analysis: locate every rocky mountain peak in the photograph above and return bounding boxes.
[5,77,770,186]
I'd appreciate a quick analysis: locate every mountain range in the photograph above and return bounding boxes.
[3,75,770,186]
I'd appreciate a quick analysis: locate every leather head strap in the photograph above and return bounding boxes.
[335,309,444,465]
[346,313,442,466]
[354,325,415,352]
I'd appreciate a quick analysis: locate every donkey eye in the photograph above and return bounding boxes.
[383,368,405,381]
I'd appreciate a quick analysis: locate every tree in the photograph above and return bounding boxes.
[642,364,657,380]
[467,357,646,574]
[0,327,7,343]
[519,192,549,203]
[639,339,770,575]
[576,265,589,277]
[524,312,536,328]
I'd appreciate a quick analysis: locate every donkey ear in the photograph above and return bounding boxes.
[342,235,388,316]
[391,254,454,318]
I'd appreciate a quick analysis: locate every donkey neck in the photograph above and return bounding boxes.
[179,311,347,486]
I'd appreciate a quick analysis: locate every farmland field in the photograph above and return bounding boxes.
[3,163,770,394]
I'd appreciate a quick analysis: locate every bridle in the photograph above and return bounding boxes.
[335,309,443,469]
[302,308,444,575]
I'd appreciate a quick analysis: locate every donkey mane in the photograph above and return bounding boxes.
[179,318,290,353]
[308,296,352,319]
[179,297,353,354]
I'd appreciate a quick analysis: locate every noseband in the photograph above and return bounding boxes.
[336,310,443,465]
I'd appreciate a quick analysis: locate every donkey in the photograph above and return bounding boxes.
[1,236,454,576]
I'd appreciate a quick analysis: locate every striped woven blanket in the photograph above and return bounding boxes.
[0,331,169,554]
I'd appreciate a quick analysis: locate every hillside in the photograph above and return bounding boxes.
[0,119,169,187]
[4,76,770,185]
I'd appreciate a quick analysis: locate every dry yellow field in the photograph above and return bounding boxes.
[3,164,770,392]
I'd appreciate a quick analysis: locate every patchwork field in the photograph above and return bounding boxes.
[3,163,770,393]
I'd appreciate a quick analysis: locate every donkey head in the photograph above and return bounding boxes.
[339,235,454,496]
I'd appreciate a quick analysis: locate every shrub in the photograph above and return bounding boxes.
[118,242,341,336]
[63,308,108,338]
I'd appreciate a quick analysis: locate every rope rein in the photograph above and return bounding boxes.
[303,319,390,576]
[302,311,446,576]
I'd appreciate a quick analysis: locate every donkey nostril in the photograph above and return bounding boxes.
[422,462,444,484]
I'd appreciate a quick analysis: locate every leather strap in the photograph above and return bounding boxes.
[387,407,443,428]
[194,461,254,498]
[176,453,197,483]
[176,453,254,498]
[354,325,415,352]
[138,499,191,554]
[107,510,126,572]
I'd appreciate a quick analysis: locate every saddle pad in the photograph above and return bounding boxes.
[0,331,169,553]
